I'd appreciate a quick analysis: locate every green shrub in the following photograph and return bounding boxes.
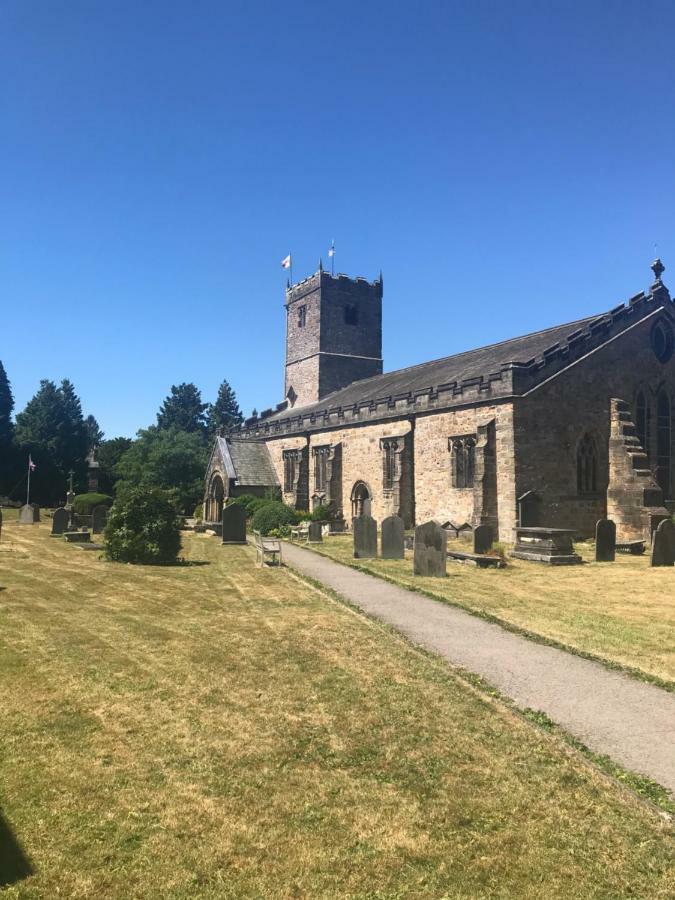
[73,492,113,515]
[310,504,332,522]
[248,497,275,515]
[251,501,297,536]
[229,494,260,515]
[193,503,203,520]
[104,488,181,565]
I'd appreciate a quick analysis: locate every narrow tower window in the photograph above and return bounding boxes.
[297,305,306,328]
[344,304,359,325]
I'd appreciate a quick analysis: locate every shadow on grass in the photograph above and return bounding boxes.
[0,811,33,887]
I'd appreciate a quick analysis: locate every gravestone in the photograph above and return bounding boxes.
[0,507,2,539]
[595,518,616,562]
[31,503,41,522]
[92,505,107,534]
[353,515,377,559]
[308,522,323,543]
[381,515,405,559]
[64,530,91,543]
[650,518,675,567]
[222,503,247,544]
[19,504,36,525]
[473,524,493,554]
[51,507,69,536]
[413,520,447,577]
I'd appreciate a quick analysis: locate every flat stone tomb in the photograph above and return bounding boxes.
[473,524,493,555]
[64,530,91,543]
[595,518,616,562]
[308,522,323,543]
[51,507,69,536]
[92,505,107,534]
[353,515,377,559]
[222,504,247,544]
[510,527,582,565]
[381,515,405,559]
[651,518,675,567]
[413,520,447,577]
[19,504,39,525]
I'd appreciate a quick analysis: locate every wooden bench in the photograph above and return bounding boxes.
[290,522,310,542]
[447,549,505,568]
[253,530,282,566]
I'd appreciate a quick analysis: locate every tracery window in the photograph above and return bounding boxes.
[449,436,476,489]
[381,438,399,491]
[313,446,330,493]
[576,433,598,494]
[283,450,299,493]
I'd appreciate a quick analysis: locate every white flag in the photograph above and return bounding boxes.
[281,254,291,269]
[328,241,335,258]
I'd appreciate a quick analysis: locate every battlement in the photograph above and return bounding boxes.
[285,269,383,305]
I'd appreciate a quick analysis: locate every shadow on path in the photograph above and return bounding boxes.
[0,811,33,887]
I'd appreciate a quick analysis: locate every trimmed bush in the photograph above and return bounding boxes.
[104,488,181,565]
[193,503,203,521]
[73,492,113,515]
[251,501,297,535]
[310,504,332,522]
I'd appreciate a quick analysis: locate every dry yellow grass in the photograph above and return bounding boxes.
[0,521,673,898]
[309,536,675,684]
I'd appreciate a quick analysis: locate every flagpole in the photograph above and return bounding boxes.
[331,240,335,276]
[26,456,31,507]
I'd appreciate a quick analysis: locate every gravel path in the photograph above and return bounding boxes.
[282,541,675,794]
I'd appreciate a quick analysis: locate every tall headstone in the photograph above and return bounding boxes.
[92,505,107,534]
[595,518,616,562]
[19,504,36,525]
[308,522,323,543]
[381,515,405,559]
[413,520,447,577]
[0,507,3,540]
[222,503,247,544]
[473,524,493,554]
[353,515,377,559]
[51,507,69,536]
[30,503,40,522]
[650,518,675,567]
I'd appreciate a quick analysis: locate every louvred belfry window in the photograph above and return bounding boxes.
[450,436,476,489]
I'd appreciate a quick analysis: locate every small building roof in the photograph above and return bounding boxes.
[216,436,278,487]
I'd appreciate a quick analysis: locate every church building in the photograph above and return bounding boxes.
[204,259,674,542]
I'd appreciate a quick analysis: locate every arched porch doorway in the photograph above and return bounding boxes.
[206,474,225,522]
[351,481,372,520]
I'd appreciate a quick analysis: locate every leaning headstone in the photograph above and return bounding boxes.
[413,520,447,577]
[650,518,675,567]
[92,505,107,534]
[31,502,41,523]
[595,518,616,562]
[51,507,69,536]
[473,524,493,554]
[353,515,377,559]
[19,504,36,525]
[381,515,405,559]
[222,503,247,544]
[308,522,323,543]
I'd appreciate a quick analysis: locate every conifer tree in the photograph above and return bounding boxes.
[157,383,208,435]
[0,360,14,447]
[207,379,243,436]
[85,414,104,450]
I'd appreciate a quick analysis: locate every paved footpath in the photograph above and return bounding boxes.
[282,542,675,794]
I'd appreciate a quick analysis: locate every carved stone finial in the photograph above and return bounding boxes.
[652,258,665,282]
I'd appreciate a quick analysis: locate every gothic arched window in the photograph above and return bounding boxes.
[576,433,598,495]
[449,436,476,489]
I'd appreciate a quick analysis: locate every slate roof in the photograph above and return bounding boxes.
[216,437,278,487]
[266,312,602,422]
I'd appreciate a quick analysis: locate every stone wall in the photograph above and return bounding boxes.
[514,308,675,537]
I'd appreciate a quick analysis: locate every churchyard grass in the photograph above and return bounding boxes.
[0,523,673,898]
[307,536,675,686]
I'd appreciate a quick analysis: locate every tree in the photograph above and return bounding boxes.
[105,487,181,564]
[114,426,207,513]
[157,383,208,435]
[97,437,133,495]
[0,360,14,447]
[207,379,243,436]
[85,414,104,450]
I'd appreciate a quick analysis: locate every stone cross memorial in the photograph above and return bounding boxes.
[308,522,323,543]
[413,520,447,577]
[353,515,377,559]
[595,518,616,562]
[51,507,69,536]
[222,503,247,544]
[650,518,675,567]
[473,524,493,554]
[381,515,405,559]
[92,505,107,534]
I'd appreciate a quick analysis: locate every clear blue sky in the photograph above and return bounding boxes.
[3,1,675,438]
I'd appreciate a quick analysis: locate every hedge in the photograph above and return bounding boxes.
[250,501,298,535]
[72,492,113,515]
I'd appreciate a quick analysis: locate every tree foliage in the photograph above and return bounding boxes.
[207,379,243,436]
[104,487,181,564]
[85,414,104,450]
[0,360,14,447]
[97,437,133,495]
[114,426,207,513]
[157,383,208,435]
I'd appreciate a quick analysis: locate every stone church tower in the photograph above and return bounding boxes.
[284,266,383,409]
